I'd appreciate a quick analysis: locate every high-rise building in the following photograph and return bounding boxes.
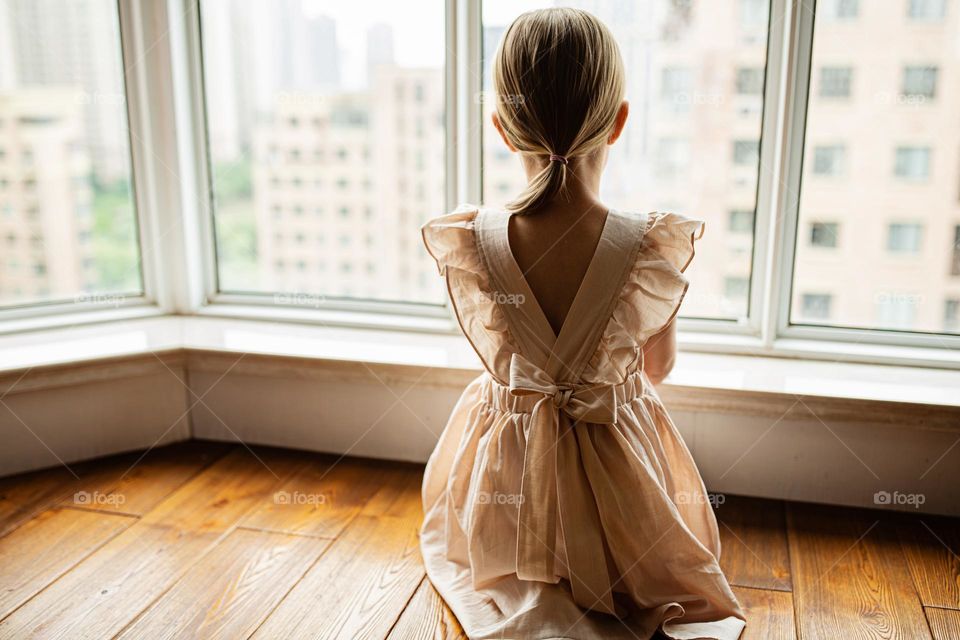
[0,89,94,302]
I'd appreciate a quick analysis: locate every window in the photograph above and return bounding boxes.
[908,0,947,20]
[735,68,764,95]
[655,138,691,179]
[0,0,141,309]
[661,67,693,107]
[951,225,960,275]
[790,5,959,336]
[199,0,446,304]
[886,223,923,254]
[945,299,960,332]
[809,222,839,248]
[820,0,859,19]
[812,145,845,176]
[481,1,771,321]
[819,67,852,98]
[902,66,938,100]
[732,140,760,166]
[729,210,755,233]
[894,147,931,180]
[877,293,918,330]
[800,293,833,321]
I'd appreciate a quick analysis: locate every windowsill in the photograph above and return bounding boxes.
[2,314,959,419]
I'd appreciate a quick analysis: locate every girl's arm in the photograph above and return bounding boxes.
[642,318,677,385]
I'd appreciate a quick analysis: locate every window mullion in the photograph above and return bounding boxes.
[458,0,482,206]
[120,0,210,315]
[762,0,816,347]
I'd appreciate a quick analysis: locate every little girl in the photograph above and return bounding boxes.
[419,8,745,640]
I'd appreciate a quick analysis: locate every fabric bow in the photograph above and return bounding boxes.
[508,353,622,616]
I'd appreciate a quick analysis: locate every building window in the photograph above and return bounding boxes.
[724,277,750,300]
[886,223,923,254]
[660,67,692,106]
[877,294,918,330]
[739,0,769,27]
[655,138,691,178]
[820,67,852,98]
[732,140,760,166]
[894,147,931,180]
[812,145,845,176]
[728,209,755,233]
[820,0,859,19]
[945,299,960,332]
[810,222,839,248]
[902,66,938,100]
[735,67,764,95]
[950,225,960,275]
[801,293,833,320]
[908,0,947,20]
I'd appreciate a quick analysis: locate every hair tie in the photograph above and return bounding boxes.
[548,154,569,165]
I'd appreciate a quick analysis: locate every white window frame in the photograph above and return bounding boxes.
[1,0,958,365]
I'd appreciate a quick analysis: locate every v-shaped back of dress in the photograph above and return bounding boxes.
[475,208,648,384]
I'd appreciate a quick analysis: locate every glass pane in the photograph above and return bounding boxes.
[791,1,960,334]
[481,0,771,320]
[0,0,141,308]
[201,0,446,305]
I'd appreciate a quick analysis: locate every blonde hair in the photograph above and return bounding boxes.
[492,8,625,214]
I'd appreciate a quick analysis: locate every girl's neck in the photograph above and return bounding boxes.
[518,150,607,216]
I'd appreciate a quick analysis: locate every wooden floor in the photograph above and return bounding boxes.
[0,442,957,639]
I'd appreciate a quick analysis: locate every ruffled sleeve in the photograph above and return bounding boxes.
[421,204,483,277]
[421,205,521,382]
[582,212,703,384]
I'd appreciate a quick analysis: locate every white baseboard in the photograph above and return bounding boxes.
[2,349,958,517]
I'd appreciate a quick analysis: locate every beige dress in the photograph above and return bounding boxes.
[419,204,746,640]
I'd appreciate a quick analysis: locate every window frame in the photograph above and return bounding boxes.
[774,0,960,350]
[1,0,958,363]
[0,0,156,325]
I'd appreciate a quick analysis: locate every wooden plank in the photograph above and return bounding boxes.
[717,495,792,591]
[240,455,392,538]
[0,448,303,640]
[60,441,230,516]
[388,577,466,640]
[117,528,329,639]
[0,441,229,536]
[787,503,932,640]
[898,516,960,609]
[251,465,424,639]
[0,508,134,619]
[358,462,424,520]
[926,607,960,640]
[0,466,76,538]
[732,586,796,640]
